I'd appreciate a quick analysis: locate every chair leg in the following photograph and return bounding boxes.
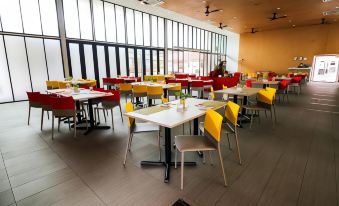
[181,152,184,190]
[27,106,31,125]
[273,104,277,123]
[218,148,228,187]
[73,114,77,138]
[58,118,61,132]
[47,110,49,119]
[110,109,114,130]
[226,133,231,150]
[209,151,213,165]
[175,147,178,168]
[51,115,54,140]
[158,129,161,161]
[84,110,88,130]
[234,131,242,165]
[123,132,132,166]
[41,109,44,131]
[250,113,254,129]
[119,104,123,122]
[68,117,71,131]
[103,110,107,123]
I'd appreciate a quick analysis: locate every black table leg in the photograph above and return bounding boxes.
[163,88,168,98]
[148,98,152,107]
[194,118,204,158]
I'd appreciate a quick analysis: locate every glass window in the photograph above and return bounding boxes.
[26,38,48,92]
[143,13,150,46]
[119,47,127,76]
[152,50,157,75]
[0,0,23,33]
[136,49,143,77]
[178,23,183,48]
[0,36,13,102]
[189,52,200,75]
[5,36,31,100]
[205,31,209,51]
[116,6,125,43]
[183,51,189,73]
[135,11,143,45]
[126,9,135,45]
[178,51,184,73]
[183,25,188,48]
[196,29,201,50]
[224,36,227,55]
[63,0,80,38]
[159,51,164,75]
[207,32,211,52]
[84,44,95,80]
[21,0,42,35]
[108,46,117,77]
[69,43,82,79]
[93,0,106,41]
[173,50,178,72]
[39,0,59,36]
[151,16,158,47]
[145,50,151,75]
[128,48,135,77]
[97,45,106,86]
[78,0,93,40]
[45,39,64,80]
[193,27,196,49]
[104,3,116,42]
[158,18,164,48]
[199,53,204,76]
[212,33,216,53]
[220,36,224,54]
[201,30,205,50]
[167,50,173,74]
[172,22,178,48]
[188,26,192,48]
[167,20,172,48]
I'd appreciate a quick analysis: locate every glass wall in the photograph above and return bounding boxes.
[0,0,63,103]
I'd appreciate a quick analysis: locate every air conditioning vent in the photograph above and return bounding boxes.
[138,0,165,6]
[323,8,339,16]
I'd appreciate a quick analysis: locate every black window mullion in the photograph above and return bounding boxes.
[104,45,110,77]
[134,48,138,77]
[92,44,100,87]
[102,1,107,41]
[66,42,72,77]
[157,50,160,74]
[133,10,136,45]
[142,48,146,78]
[1,35,15,101]
[79,43,87,79]
[115,46,120,75]
[150,49,153,75]
[126,47,129,76]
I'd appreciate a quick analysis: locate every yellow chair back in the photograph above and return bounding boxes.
[258,90,274,105]
[133,85,147,93]
[46,80,59,89]
[161,95,168,103]
[204,109,223,142]
[58,81,68,89]
[86,79,96,87]
[125,102,135,128]
[119,83,132,91]
[265,87,277,98]
[168,83,181,91]
[225,101,240,126]
[147,86,163,95]
[156,75,165,82]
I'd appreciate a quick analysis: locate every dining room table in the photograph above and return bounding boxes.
[124,98,227,183]
[251,80,279,88]
[47,88,113,134]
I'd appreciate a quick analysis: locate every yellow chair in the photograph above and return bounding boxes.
[87,79,97,87]
[119,83,133,102]
[210,87,215,100]
[168,83,181,100]
[161,95,168,104]
[123,102,161,166]
[147,86,163,106]
[175,109,227,190]
[58,81,68,89]
[46,81,59,90]
[243,89,277,128]
[132,85,148,107]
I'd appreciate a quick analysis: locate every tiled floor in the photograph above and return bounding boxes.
[0,82,338,206]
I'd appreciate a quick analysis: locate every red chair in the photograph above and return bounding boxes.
[289,77,302,95]
[93,87,105,92]
[27,92,42,125]
[40,94,55,130]
[233,72,241,80]
[245,79,253,88]
[188,74,197,78]
[175,73,189,79]
[94,90,123,130]
[103,78,115,89]
[190,80,204,98]
[51,96,87,139]
[277,80,289,102]
[176,79,188,93]
[113,78,124,88]
[80,85,90,89]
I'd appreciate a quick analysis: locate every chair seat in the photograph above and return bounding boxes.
[134,122,160,133]
[200,122,235,134]
[242,104,267,111]
[175,135,216,152]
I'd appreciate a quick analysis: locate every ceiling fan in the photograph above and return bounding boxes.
[321,18,330,24]
[204,6,223,16]
[219,23,228,29]
[269,12,287,21]
[250,28,258,34]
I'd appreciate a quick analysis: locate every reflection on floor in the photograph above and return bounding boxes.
[0,82,338,206]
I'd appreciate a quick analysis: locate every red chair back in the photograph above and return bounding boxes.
[176,79,188,87]
[52,96,75,110]
[291,77,302,83]
[27,92,41,103]
[245,79,253,87]
[103,90,120,102]
[175,73,189,79]
[103,78,115,84]
[279,80,289,90]
[113,78,124,84]
[233,72,241,79]
[166,79,176,84]
[188,74,196,78]
[198,76,212,81]
[191,80,203,87]
[40,94,55,106]
[93,87,105,92]
[80,85,90,89]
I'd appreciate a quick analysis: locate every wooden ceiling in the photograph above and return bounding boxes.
[161,0,339,33]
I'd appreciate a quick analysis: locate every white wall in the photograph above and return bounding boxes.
[106,0,240,72]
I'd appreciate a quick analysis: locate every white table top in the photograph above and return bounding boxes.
[215,87,261,96]
[47,89,112,101]
[131,82,177,89]
[124,98,226,128]
[251,81,279,85]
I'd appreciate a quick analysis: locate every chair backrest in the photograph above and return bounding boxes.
[204,109,223,143]
[133,85,147,93]
[52,96,75,110]
[103,90,120,102]
[188,74,196,78]
[147,86,163,95]
[27,92,41,103]
[161,95,168,103]
[119,83,132,91]
[257,90,274,105]
[191,80,203,87]
[114,78,125,84]
[265,87,277,98]
[46,80,59,89]
[87,79,97,87]
[291,76,302,83]
[279,80,289,90]
[93,87,105,92]
[168,83,181,91]
[176,79,188,87]
[222,85,227,90]
[58,81,68,89]
[245,79,253,87]
[80,85,90,89]
[225,101,240,126]
[125,102,135,128]
[40,94,55,107]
